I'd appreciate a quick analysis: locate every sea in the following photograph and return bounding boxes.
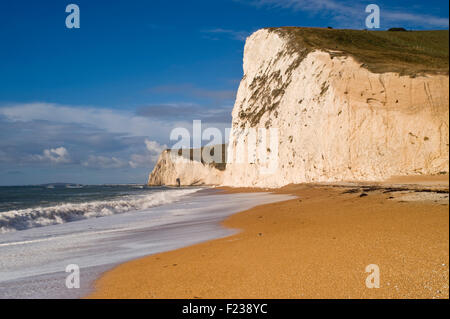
[0,184,294,298]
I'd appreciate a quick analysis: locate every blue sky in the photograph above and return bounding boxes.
[0,0,448,185]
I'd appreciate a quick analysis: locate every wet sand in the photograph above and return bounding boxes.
[89,181,449,299]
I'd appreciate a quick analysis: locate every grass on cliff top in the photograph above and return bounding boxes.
[267,27,449,76]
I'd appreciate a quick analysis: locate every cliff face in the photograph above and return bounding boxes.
[149,28,449,188]
[222,29,449,187]
[148,150,224,186]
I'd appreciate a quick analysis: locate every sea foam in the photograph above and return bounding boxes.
[0,188,200,233]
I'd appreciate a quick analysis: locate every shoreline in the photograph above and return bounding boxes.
[88,178,449,299]
[0,189,292,299]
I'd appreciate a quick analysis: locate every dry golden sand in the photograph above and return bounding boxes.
[89,183,449,299]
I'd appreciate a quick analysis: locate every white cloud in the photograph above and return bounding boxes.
[145,139,167,154]
[201,28,251,41]
[136,103,232,124]
[0,102,229,175]
[33,147,71,164]
[82,155,127,169]
[81,140,167,169]
[0,102,174,139]
[129,139,168,168]
[382,11,449,28]
[128,154,158,169]
[237,0,449,28]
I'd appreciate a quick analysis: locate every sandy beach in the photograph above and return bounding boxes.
[89,179,449,299]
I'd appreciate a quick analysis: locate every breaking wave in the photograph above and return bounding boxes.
[0,188,200,233]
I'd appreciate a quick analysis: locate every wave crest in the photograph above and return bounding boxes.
[0,188,200,233]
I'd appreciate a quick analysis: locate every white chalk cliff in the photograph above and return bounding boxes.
[148,149,224,186]
[149,28,449,187]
